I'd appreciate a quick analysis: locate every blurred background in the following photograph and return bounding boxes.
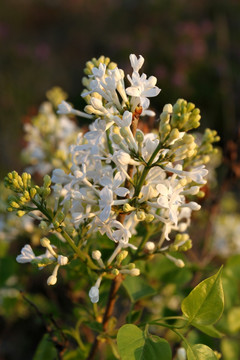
[1,0,240,176]
[1,0,240,359]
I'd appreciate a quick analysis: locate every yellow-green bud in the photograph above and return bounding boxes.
[145,214,155,222]
[10,201,20,209]
[22,172,29,188]
[23,190,30,201]
[17,210,26,217]
[104,57,110,65]
[108,62,117,70]
[169,244,179,252]
[43,175,51,188]
[197,191,205,198]
[42,188,51,198]
[128,263,136,270]
[7,207,13,212]
[123,203,135,212]
[53,221,60,229]
[160,124,171,142]
[86,61,94,71]
[112,269,119,276]
[160,111,170,123]
[187,102,195,112]
[30,188,37,199]
[136,129,144,143]
[167,128,180,143]
[116,250,128,265]
[163,103,173,113]
[173,103,181,114]
[55,212,65,224]
[40,237,50,247]
[136,210,146,221]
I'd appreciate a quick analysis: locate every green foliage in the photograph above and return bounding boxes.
[123,276,156,303]
[33,334,57,360]
[186,344,218,360]
[117,324,172,360]
[181,267,224,326]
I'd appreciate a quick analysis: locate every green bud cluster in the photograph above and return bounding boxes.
[4,171,31,193]
[53,211,65,229]
[35,175,52,200]
[159,99,201,155]
[186,128,220,167]
[116,250,128,266]
[83,56,117,76]
[171,99,201,131]
[170,233,192,252]
[4,172,37,215]
[4,172,52,216]
[167,133,197,161]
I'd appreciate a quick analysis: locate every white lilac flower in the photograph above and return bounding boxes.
[126,54,161,112]
[47,264,60,286]
[16,244,55,264]
[16,244,36,263]
[89,286,99,303]
[57,100,93,119]
[164,164,208,185]
[89,277,102,303]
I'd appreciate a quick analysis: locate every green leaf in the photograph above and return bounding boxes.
[192,323,223,338]
[117,324,172,360]
[63,349,87,360]
[33,334,57,360]
[181,267,224,325]
[187,344,218,360]
[122,276,156,303]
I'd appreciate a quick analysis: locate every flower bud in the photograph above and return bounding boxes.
[43,175,51,188]
[47,275,57,286]
[135,210,146,221]
[112,269,119,276]
[92,250,102,260]
[135,129,144,143]
[130,268,140,276]
[116,250,128,265]
[163,103,173,113]
[17,210,26,217]
[128,263,136,270]
[57,255,68,266]
[30,188,37,199]
[123,203,135,212]
[175,259,185,268]
[89,286,99,303]
[145,214,155,222]
[144,241,155,253]
[177,347,187,360]
[40,237,50,247]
